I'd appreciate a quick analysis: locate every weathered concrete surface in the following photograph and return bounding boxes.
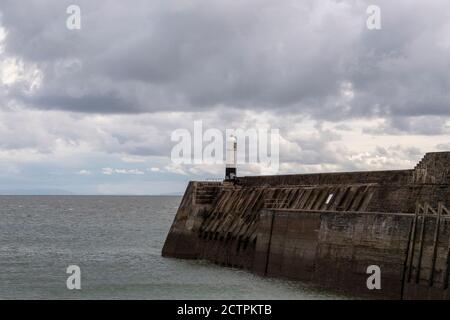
[255,210,414,299]
[162,152,450,299]
[162,181,221,259]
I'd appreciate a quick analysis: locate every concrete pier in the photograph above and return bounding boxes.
[162,152,450,299]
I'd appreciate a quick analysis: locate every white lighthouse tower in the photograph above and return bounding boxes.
[225,135,237,180]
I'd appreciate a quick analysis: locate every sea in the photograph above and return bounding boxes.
[0,196,345,299]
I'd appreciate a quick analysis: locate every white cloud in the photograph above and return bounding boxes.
[164,163,188,176]
[0,55,43,90]
[101,167,144,175]
[77,169,91,175]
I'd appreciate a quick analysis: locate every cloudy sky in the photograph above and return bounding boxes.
[0,0,449,195]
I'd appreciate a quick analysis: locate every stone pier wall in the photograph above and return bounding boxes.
[162,152,450,299]
[254,210,414,299]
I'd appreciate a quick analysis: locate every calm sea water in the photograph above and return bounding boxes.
[0,196,344,300]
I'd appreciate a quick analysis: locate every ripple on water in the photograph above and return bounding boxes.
[0,195,347,300]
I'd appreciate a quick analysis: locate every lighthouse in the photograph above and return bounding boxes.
[225,135,237,180]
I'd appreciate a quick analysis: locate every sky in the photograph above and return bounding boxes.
[0,0,449,195]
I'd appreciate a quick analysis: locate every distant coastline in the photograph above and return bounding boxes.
[0,190,183,196]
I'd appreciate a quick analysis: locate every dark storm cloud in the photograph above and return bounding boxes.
[20,92,134,114]
[0,0,450,130]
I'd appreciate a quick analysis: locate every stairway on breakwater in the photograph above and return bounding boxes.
[193,182,221,205]
[413,152,450,184]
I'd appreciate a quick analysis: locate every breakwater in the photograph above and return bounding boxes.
[162,152,450,299]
